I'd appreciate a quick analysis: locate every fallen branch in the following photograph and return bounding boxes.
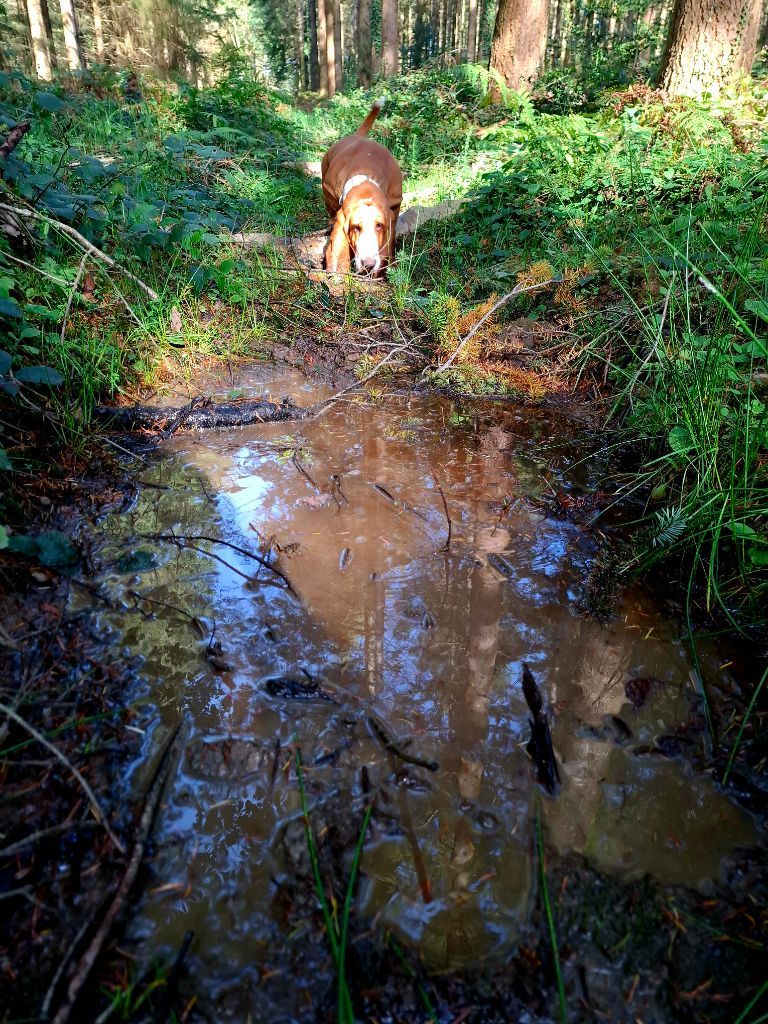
[0,121,31,161]
[50,724,182,1024]
[429,278,558,375]
[0,700,126,855]
[93,396,307,432]
[0,200,159,300]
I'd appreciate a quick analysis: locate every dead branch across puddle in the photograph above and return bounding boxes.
[139,531,297,596]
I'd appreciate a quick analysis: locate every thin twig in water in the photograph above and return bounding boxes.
[430,279,557,375]
[430,469,452,551]
[0,700,125,855]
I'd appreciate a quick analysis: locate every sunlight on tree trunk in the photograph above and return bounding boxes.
[318,0,331,94]
[59,0,86,70]
[295,0,305,88]
[332,0,342,88]
[91,0,104,61]
[489,0,547,92]
[40,0,58,70]
[26,0,52,79]
[465,0,477,61]
[323,0,337,94]
[381,0,398,77]
[357,0,372,86]
[659,0,761,98]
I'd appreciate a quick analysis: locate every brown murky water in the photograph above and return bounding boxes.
[89,370,755,1012]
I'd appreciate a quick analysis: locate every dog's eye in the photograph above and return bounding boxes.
[350,224,361,233]
[375,222,384,231]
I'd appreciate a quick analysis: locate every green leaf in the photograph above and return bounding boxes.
[744,298,768,324]
[34,91,66,112]
[748,546,768,566]
[7,534,39,557]
[37,530,79,568]
[728,521,758,541]
[0,298,24,320]
[15,365,65,385]
[0,349,11,375]
[0,524,8,547]
[668,425,694,455]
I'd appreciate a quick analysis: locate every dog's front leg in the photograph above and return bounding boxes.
[325,211,351,274]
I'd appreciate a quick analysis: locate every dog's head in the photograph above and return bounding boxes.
[335,182,393,277]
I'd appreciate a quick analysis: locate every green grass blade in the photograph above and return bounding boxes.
[536,800,567,1024]
[337,800,374,1024]
[733,979,768,1024]
[722,663,768,785]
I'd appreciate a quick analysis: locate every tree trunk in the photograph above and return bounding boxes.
[318,0,332,94]
[323,0,338,94]
[489,0,547,91]
[465,0,477,60]
[40,0,58,70]
[659,0,760,97]
[308,0,320,89]
[381,0,398,76]
[26,0,52,79]
[296,0,305,89]
[92,0,105,61]
[332,0,342,88]
[357,0,372,85]
[59,0,86,70]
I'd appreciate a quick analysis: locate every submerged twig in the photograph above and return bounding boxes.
[367,714,438,772]
[0,700,126,855]
[430,469,452,551]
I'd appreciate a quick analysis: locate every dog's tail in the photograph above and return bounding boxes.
[354,97,386,137]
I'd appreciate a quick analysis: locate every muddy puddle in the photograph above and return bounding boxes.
[81,369,758,1016]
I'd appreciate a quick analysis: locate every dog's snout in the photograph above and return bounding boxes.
[360,257,377,273]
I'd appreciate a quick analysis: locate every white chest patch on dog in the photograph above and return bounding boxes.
[340,174,380,204]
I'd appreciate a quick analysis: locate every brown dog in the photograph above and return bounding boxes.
[321,99,402,277]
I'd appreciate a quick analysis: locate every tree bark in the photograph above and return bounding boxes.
[92,0,105,61]
[332,0,342,88]
[308,0,320,89]
[659,0,761,97]
[40,0,58,70]
[357,0,372,86]
[26,0,52,79]
[324,0,338,94]
[381,0,398,76]
[318,0,332,94]
[296,0,305,89]
[465,0,477,61]
[489,0,548,91]
[59,0,86,70]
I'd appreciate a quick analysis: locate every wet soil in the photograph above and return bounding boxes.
[2,361,767,1024]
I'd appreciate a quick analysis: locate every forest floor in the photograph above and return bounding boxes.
[1,66,767,1023]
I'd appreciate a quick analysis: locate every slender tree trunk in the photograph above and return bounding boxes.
[59,0,86,70]
[551,0,562,66]
[92,0,105,60]
[40,0,58,70]
[357,0,372,85]
[319,0,333,94]
[465,0,477,60]
[659,0,761,97]
[439,0,447,57]
[324,0,337,93]
[296,0,305,89]
[331,0,342,88]
[489,0,547,91]
[308,0,320,88]
[26,0,52,78]
[381,0,398,76]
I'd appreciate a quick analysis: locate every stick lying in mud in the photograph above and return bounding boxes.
[521,664,560,795]
[367,714,439,772]
[370,482,429,523]
[49,724,182,1024]
[0,700,126,855]
[93,397,309,433]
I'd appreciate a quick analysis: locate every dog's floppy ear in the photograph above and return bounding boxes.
[325,209,351,273]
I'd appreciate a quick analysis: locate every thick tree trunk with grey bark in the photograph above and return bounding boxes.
[489,0,548,91]
[26,0,52,78]
[381,0,398,77]
[59,0,86,70]
[357,0,372,86]
[659,0,761,98]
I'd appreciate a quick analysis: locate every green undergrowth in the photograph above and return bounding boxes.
[1,63,767,630]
